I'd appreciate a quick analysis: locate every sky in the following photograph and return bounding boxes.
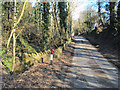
[29,0,98,20]
[71,0,98,20]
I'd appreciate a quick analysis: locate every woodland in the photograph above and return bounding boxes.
[0,0,120,75]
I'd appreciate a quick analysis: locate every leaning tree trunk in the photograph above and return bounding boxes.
[7,0,28,72]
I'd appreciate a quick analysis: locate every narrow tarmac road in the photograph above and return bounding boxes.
[69,36,120,88]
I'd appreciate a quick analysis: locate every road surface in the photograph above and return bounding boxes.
[69,36,119,88]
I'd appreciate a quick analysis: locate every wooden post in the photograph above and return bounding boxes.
[41,58,43,63]
[50,50,53,65]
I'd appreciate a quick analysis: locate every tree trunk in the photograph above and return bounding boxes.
[12,1,17,72]
[6,0,28,72]
[109,2,116,33]
[7,0,28,49]
[117,1,120,36]
[98,1,104,26]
